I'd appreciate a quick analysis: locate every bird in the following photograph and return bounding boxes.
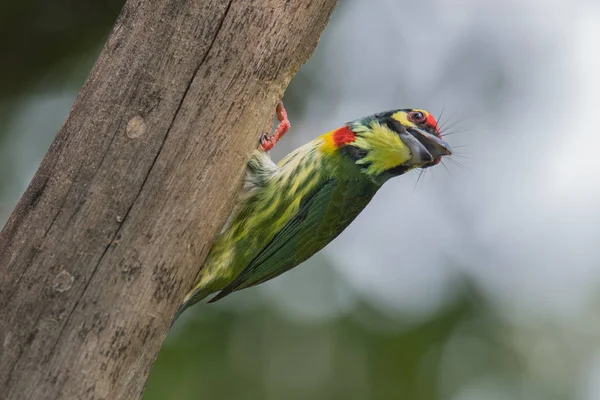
[174,102,452,321]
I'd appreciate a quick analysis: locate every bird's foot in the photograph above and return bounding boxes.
[260,101,290,151]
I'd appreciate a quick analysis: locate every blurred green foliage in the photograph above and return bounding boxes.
[0,0,123,100]
[147,281,515,400]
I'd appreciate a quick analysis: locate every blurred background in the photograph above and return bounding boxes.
[2,1,600,399]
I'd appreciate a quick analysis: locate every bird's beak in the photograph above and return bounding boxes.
[398,128,452,167]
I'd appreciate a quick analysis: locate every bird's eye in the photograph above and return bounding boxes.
[407,111,426,123]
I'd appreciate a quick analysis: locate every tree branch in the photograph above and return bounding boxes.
[0,1,338,398]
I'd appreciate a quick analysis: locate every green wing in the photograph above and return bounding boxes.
[209,178,342,302]
[209,177,377,303]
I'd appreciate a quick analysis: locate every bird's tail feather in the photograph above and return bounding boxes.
[170,287,213,327]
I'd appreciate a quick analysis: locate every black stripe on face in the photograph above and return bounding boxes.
[343,145,368,162]
[384,117,407,135]
[385,164,412,177]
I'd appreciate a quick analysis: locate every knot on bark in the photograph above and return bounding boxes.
[53,270,75,293]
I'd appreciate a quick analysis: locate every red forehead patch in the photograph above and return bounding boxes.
[425,113,441,136]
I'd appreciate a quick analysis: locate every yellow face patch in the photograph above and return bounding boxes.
[391,109,429,128]
[352,120,412,175]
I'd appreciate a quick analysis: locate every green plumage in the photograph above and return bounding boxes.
[174,108,452,321]
[211,163,378,302]
[180,140,378,309]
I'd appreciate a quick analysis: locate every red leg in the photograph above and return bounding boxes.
[260,101,290,151]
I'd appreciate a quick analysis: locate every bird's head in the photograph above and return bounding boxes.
[321,109,452,181]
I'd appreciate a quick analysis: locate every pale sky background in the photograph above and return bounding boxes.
[2,1,600,398]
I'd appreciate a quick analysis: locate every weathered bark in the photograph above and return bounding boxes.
[0,1,337,399]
